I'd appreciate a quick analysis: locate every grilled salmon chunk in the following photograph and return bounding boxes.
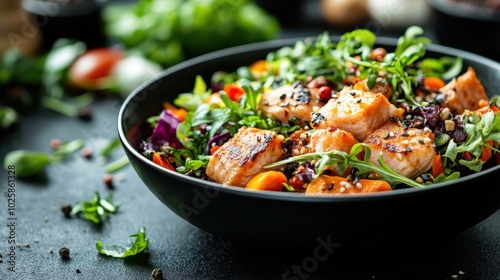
[439,66,489,114]
[259,82,326,126]
[311,86,399,141]
[363,121,436,179]
[206,127,286,187]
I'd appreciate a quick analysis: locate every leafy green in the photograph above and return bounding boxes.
[103,0,280,68]
[3,150,54,178]
[100,138,122,157]
[104,155,130,173]
[0,106,18,130]
[2,138,84,178]
[96,227,148,258]
[70,191,119,224]
[174,75,212,111]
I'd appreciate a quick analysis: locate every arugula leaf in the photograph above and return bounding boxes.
[174,75,212,111]
[265,143,423,189]
[70,191,119,224]
[395,26,430,58]
[96,227,148,258]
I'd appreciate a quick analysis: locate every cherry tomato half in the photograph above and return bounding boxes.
[68,47,126,90]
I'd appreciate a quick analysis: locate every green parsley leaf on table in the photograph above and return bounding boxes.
[96,227,149,258]
[70,191,119,224]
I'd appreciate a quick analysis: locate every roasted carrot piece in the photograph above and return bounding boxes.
[481,140,494,162]
[249,59,268,76]
[245,171,287,192]
[209,145,220,155]
[305,175,391,195]
[152,152,175,171]
[163,102,187,121]
[432,154,444,178]
[424,77,446,92]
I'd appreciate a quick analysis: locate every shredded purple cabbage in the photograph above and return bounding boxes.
[206,132,231,155]
[149,109,183,150]
[412,104,467,144]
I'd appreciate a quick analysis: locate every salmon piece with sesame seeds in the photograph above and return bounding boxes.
[206,126,286,187]
[363,121,437,179]
[311,86,399,142]
[305,175,392,195]
[259,83,326,126]
[438,66,489,114]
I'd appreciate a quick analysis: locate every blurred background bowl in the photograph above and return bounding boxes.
[428,0,500,61]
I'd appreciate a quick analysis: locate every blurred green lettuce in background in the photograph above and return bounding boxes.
[103,0,281,68]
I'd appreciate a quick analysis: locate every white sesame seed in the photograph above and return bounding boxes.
[340,181,347,187]
[423,137,432,144]
[408,130,416,136]
[356,182,363,189]
[339,187,346,192]
[293,149,299,155]
[423,127,432,132]
[410,138,419,144]
[397,153,403,161]
[300,147,307,154]
[277,135,285,141]
[389,132,395,137]
[402,140,409,145]
[300,133,307,139]
[415,177,424,184]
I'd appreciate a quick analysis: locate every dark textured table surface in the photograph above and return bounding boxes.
[1,1,500,280]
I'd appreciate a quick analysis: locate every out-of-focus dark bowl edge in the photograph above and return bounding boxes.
[118,36,500,248]
[428,0,500,61]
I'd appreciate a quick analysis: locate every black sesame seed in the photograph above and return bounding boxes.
[406,147,412,152]
[292,81,301,88]
[402,133,409,137]
[327,183,334,190]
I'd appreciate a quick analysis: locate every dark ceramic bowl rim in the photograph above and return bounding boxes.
[118,36,500,203]
[428,0,500,22]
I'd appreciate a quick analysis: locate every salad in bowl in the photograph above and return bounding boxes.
[138,26,500,195]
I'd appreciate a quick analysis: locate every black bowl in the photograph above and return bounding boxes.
[428,0,500,61]
[118,37,500,248]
